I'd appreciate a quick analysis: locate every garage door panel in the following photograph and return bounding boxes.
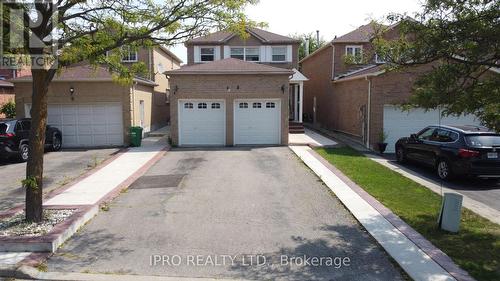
[179,100,226,146]
[27,103,124,147]
[234,100,280,145]
[383,105,480,152]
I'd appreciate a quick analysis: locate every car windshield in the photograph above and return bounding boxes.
[465,134,500,148]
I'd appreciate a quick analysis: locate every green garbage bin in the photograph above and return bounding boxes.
[129,126,143,147]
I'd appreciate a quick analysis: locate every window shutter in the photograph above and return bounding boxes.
[287,45,293,62]
[215,46,221,60]
[266,46,273,62]
[194,46,200,63]
[223,46,231,59]
[260,46,267,62]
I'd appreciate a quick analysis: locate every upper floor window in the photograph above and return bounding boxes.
[230,47,260,62]
[272,47,287,62]
[122,46,138,62]
[200,47,215,62]
[375,53,386,64]
[345,45,363,64]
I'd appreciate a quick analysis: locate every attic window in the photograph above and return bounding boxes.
[200,47,215,62]
[122,46,138,62]
[345,45,363,63]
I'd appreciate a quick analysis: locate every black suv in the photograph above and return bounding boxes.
[0,118,62,162]
[395,125,500,180]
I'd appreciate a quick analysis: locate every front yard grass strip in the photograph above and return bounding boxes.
[315,147,500,281]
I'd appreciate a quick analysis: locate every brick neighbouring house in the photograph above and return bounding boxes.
[0,68,30,118]
[300,22,488,152]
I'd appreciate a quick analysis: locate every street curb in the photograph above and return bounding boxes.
[306,148,475,281]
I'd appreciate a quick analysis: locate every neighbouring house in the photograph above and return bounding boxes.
[165,27,308,147]
[300,22,483,152]
[0,68,31,118]
[11,46,182,147]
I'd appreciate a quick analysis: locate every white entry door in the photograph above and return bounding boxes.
[383,105,480,152]
[178,100,226,146]
[25,103,124,147]
[234,99,281,145]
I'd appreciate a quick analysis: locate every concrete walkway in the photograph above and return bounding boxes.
[366,153,500,225]
[290,145,456,281]
[288,128,338,147]
[1,137,169,277]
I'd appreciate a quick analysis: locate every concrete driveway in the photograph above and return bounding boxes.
[46,147,404,280]
[0,148,119,211]
[383,154,500,212]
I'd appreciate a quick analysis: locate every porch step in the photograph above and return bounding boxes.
[289,122,305,134]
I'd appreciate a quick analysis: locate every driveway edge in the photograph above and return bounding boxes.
[290,145,467,281]
[307,148,475,281]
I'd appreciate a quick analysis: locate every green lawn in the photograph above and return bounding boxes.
[315,147,500,281]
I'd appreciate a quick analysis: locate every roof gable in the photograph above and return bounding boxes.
[186,27,299,45]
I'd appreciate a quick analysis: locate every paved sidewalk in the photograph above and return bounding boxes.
[288,128,338,147]
[290,145,457,281]
[366,153,500,225]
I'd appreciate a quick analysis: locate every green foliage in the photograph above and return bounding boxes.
[316,147,500,281]
[0,101,15,118]
[289,33,327,61]
[22,176,38,191]
[372,0,500,131]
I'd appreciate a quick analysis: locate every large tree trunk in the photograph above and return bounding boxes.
[25,69,50,222]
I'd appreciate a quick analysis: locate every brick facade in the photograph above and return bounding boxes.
[169,74,290,146]
[0,88,15,118]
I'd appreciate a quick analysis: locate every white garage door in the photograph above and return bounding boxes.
[383,105,480,152]
[234,99,281,145]
[178,100,225,146]
[25,103,124,147]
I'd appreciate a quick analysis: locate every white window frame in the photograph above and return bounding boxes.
[271,46,287,62]
[200,46,216,62]
[345,45,363,63]
[121,46,138,62]
[230,47,260,62]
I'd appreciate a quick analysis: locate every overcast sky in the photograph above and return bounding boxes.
[170,0,424,63]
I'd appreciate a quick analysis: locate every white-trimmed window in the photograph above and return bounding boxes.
[184,102,194,109]
[375,53,386,64]
[271,47,287,62]
[121,46,138,62]
[200,47,215,62]
[266,102,276,108]
[197,102,207,109]
[230,47,259,62]
[345,45,363,63]
[252,102,262,108]
[211,103,221,109]
[239,102,249,108]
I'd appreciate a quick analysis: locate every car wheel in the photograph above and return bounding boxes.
[396,146,406,163]
[437,159,454,180]
[19,143,29,162]
[51,134,62,151]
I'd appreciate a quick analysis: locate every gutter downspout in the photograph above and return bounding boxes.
[365,77,372,149]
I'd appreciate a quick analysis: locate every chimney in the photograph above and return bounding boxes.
[316,30,320,47]
[305,38,310,56]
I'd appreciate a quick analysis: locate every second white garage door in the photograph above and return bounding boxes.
[234,99,281,145]
[178,100,226,146]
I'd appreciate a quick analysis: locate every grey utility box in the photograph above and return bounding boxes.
[438,193,463,233]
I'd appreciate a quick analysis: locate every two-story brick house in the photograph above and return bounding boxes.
[165,27,308,147]
[301,22,480,152]
[12,46,182,147]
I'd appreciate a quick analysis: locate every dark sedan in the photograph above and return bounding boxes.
[0,118,62,162]
[395,125,500,180]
